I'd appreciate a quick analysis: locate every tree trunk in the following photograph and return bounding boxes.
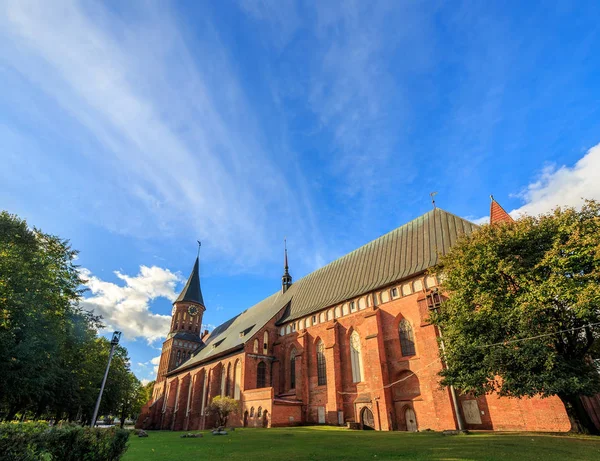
[120,403,127,429]
[6,406,19,421]
[558,394,599,435]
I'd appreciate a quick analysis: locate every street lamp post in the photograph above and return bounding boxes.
[428,288,466,432]
[91,331,121,427]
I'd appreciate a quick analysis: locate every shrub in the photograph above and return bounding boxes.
[0,422,129,461]
[209,396,239,428]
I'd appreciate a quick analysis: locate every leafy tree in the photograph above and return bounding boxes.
[0,211,141,425]
[432,200,600,433]
[117,373,150,428]
[209,396,239,428]
[0,211,85,419]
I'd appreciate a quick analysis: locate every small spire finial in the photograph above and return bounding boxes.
[430,191,438,209]
[197,240,201,258]
[490,194,495,202]
[282,237,292,293]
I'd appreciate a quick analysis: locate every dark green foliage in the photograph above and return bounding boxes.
[432,200,600,433]
[0,422,129,461]
[0,211,143,423]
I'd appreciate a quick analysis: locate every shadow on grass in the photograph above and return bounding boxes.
[124,426,600,461]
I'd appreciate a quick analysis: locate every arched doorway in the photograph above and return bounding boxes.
[405,407,417,432]
[360,407,375,430]
[262,410,268,428]
[243,411,248,427]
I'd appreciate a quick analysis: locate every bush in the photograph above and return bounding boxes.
[0,422,129,461]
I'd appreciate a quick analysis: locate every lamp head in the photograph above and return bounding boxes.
[111,331,122,345]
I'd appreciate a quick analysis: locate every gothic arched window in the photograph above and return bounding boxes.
[176,350,181,365]
[253,339,259,354]
[317,340,327,386]
[350,331,364,383]
[399,319,416,356]
[257,361,266,388]
[257,406,262,418]
[290,349,296,389]
[250,406,255,417]
[263,331,269,354]
[234,360,241,400]
[226,363,232,396]
[220,365,226,396]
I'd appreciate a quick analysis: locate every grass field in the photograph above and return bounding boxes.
[123,426,600,461]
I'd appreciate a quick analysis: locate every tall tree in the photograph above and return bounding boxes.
[0,211,85,419]
[432,200,600,433]
[0,211,140,423]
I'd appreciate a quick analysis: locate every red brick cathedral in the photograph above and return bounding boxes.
[137,200,572,432]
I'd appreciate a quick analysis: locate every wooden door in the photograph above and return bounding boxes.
[318,406,326,424]
[405,407,417,432]
[361,407,375,429]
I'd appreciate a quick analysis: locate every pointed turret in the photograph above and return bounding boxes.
[490,195,514,225]
[154,253,205,388]
[175,257,205,306]
[282,238,293,293]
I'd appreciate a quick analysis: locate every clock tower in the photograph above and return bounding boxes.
[154,256,205,393]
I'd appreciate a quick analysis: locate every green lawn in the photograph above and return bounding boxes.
[124,426,600,461]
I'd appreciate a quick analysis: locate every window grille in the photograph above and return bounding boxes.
[290,349,296,389]
[399,319,416,356]
[257,362,266,388]
[317,341,327,386]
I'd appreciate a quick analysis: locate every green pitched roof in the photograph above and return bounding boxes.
[278,208,478,323]
[171,208,477,372]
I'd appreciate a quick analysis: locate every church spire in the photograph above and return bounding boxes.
[489,195,514,225]
[175,255,205,306]
[282,238,292,293]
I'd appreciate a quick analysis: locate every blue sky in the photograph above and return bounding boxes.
[1,0,599,384]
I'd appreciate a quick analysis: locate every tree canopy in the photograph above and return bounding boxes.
[0,211,145,424]
[432,200,600,433]
[209,396,239,428]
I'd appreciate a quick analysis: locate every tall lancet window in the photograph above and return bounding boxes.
[290,349,297,389]
[234,360,241,399]
[220,366,226,396]
[317,340,327,386]
[226,363,232,396]
[350,331,364,383]
[399,319,416,356]
[257,362,266,388]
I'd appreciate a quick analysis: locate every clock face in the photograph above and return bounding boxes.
[188,305,199,316]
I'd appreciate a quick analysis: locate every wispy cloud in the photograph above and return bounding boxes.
[309,2,433,200]
[0,0,318,270]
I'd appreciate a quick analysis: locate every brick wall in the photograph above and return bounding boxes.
[142,274,572,433]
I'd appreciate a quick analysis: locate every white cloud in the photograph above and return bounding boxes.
[80,266,180,343]
[150,356,161,377]
[467,143,600,224]
[465,215,491,226]
[511,143,600,217]
[141,379,151,386]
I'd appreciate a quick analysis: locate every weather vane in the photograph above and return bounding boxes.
[430,192,438,209]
